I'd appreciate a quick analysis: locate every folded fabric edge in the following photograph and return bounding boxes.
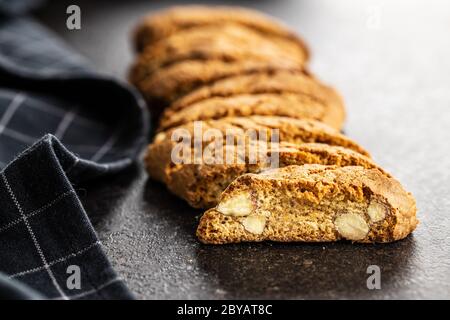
[0,134,135,299]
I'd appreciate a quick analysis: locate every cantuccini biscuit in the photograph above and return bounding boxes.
[145,116,370,207]
[169,70,340,111]
[132,6,418,245]
[196,164,418,244]
[159,70,345,131]
[145,115,369,182]
[133,5,308,59]
[133,24,306,76]
[146,116,369,175]
[148,140,385,209]
[130,59,302,110]
[158,94,332,131]
[130,24,308,109]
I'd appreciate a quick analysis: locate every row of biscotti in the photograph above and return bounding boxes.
[144,116,417,244]
[130,6,418,244]
[128,5,347,131]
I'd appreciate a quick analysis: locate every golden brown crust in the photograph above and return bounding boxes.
[129,59,303,108]
[196,164,418,244]
[148,140,386,208]
[149,115,369,156]
[145,116,371,208]
[170,70,338,111]
[129,23,308,113]
[133,5,309,59]
[159,70,346,131]
[133,6,417,246]
[134,24,306,77]
[224,116,369,156]
[158,93,329,131]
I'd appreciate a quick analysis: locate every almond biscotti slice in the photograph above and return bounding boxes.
[146,116,369,182]
[133,24,306,77]
[158,70,345,129]
[196,165,418,244]
[146,116,371,208]
[162,142,386,209]
[169,70,341,113]
[159,93,340,131]
[130,59,302,112]
[133,5,309,58]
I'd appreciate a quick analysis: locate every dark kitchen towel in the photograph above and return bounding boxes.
[0,6,149,299]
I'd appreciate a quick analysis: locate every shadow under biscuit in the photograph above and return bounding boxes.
[140,170,417,299]
[195,235,417,299]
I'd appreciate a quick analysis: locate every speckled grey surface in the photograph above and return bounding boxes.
[35,0,450,299]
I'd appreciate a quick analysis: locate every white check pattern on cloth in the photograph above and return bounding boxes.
[10,240,101,279]
[52,277,123,300]
[0,14,146,299]
[0,17,127,167]
[0,189,76,234]
[0,93,25,135]
[1,171,69,300]
[0,89,124,167]
[0,17,89,75]
[0,135,133,299]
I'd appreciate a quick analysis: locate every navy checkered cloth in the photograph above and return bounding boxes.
[0,6,149,299]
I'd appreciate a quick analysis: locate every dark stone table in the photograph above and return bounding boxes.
[34,0,450,299]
